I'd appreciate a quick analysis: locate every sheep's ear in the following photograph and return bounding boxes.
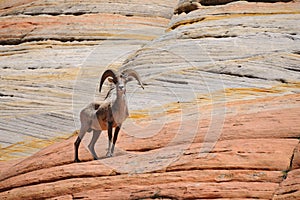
[107,77,115,83]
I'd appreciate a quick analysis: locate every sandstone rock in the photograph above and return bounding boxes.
[0,14,170,45]
[1,93,299,199]
[174,0,294,14]
[0,0,177,19]
[0,0,178,159]
[174,1,202,15]
[0,0,300,199]
[273,169,300,200]
[292,143,300,170]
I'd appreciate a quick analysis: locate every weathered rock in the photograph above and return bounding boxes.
[0,0,300,199]
[175,0,295,14]
[0,14,170,45]
[273,169,300,200]
[0,0,177,18]
[1,93,299,199]
[292,143,300,170]
[0,0,178,159]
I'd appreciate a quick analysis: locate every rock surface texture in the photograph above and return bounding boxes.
[0,0,300,199]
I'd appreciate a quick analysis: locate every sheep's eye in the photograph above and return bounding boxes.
[121,73,128,79]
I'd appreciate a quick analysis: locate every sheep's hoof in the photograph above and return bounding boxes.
[93,156,99,160]
[106,152,112,157]
[74,158,81,163]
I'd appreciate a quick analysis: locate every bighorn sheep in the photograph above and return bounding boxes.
[74,69,144,162]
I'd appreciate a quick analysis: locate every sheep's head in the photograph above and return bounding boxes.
[99,69,144,95]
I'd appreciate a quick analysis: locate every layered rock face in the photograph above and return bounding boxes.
[0,0,300,199]
[0,0,177,159]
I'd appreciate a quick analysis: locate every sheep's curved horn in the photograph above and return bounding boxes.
[123,69,144,89]
[99,69,117,92]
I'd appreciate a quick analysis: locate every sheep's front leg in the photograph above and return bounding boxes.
[74,126,88,163]
[106,122,113,157]
[111,125,121,156]
[88,130,101,160]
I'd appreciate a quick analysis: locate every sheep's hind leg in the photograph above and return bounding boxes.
[106,122,113,157]
[88,130,101,160]
[74,126,88,163]
[111,125,121,156]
